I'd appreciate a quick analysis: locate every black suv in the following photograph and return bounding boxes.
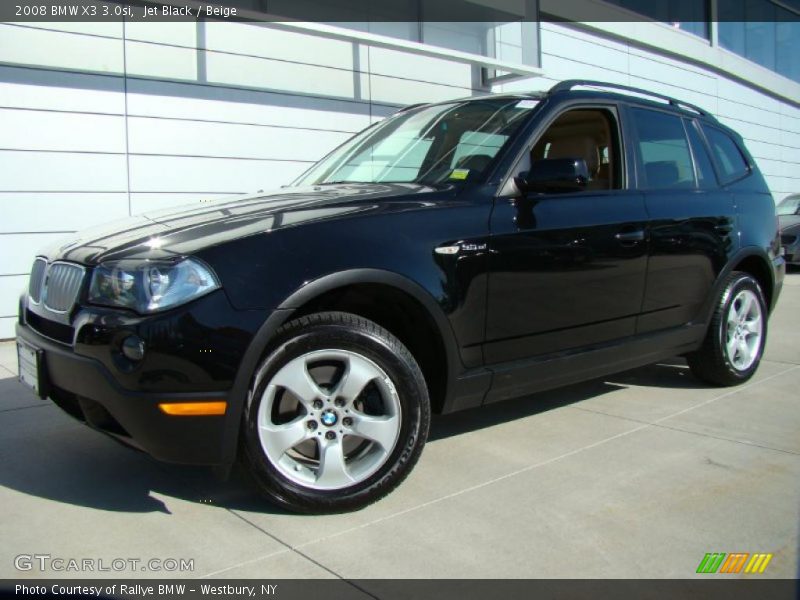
[16,80,784,512]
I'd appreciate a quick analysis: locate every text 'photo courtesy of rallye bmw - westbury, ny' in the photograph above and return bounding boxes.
[14,584,276,597]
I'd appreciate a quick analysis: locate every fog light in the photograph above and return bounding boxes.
[121,335,145,361]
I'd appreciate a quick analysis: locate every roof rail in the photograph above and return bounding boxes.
[395,102,428,114]
[548,79,710,117]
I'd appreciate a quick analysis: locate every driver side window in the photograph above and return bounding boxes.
[521,108,621,192]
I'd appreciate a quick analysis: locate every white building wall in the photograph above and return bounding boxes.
[0,21,482,338]
[0,19,798,339]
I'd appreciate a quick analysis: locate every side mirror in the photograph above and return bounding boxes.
[515,158,589,194]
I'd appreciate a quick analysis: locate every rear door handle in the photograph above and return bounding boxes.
[615,230,646,243]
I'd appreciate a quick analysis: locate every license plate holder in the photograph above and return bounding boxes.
[17,340,48,400]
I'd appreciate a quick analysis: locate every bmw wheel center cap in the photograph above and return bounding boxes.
[321,410,338,427]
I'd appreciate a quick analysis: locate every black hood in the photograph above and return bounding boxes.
[42,183,450,266]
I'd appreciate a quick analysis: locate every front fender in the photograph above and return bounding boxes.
[218,268,466,466]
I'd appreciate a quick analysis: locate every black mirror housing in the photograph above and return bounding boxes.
[516,158,589,194]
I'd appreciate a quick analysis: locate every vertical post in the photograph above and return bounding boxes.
[708,0,719,47]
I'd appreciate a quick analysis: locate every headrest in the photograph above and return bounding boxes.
[547,136,600,175]
[645,161,679,188]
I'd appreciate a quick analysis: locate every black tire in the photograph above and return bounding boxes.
[687,272,768,386]
[241,311,430,513]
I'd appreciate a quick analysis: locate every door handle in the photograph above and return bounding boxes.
[615,230,645,243]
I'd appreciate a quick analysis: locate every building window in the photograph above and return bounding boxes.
[718,0,800,83]
[603,0,711,39]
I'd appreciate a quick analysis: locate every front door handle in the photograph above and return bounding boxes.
[615,230,646,243]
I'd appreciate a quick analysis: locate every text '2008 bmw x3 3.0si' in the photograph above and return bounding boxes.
[17,80,784,513]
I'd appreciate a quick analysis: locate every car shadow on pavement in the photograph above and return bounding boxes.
[429,357,706,441]
[0,378,287,515]
[0,358,706,514]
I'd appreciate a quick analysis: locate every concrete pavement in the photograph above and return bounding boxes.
[0,271,798,580]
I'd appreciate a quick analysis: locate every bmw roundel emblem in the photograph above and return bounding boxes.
[321,410,338,427]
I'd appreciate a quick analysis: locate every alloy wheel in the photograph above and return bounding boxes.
[724,289,763,371]
[256,349,402,490]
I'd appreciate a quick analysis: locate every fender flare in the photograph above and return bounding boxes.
[695,246,777,328]
[219,268,462,466]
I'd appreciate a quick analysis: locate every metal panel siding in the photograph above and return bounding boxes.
[1,274,29,317]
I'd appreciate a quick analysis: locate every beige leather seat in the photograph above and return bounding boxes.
[547,136,599,175]
[546,136,609,190]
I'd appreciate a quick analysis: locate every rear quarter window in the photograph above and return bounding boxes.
[701,125,751,183]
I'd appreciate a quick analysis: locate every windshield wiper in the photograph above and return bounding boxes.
[314,180,368,185]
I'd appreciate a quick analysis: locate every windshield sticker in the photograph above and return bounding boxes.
[450,168,470,180]
[515,99,539,109]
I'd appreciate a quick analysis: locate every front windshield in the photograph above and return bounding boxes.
[293,97,539,187]
[777,196,800,216]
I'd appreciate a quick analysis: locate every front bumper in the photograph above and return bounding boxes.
[16,322,231,465]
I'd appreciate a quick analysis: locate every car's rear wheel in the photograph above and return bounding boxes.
[687,272,767,386]
[241,311,430,513]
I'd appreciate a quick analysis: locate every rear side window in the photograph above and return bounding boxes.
[684,120,718,189]
[701,125,750,183]
[631,108,695,190]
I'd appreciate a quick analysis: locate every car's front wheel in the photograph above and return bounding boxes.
[241,312,430,513]
[687,272,767,386]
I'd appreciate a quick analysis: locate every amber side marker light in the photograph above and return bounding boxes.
[159,401,227,416]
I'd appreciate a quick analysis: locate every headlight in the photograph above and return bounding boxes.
[88,258,220,313]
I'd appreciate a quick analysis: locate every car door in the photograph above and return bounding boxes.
[484,104,649,369]
[628,108,737,334]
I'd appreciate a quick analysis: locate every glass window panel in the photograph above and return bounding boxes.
[776,20,800,82]
[451,132,509,168]
[701,125,750,183]
[605,0,710,38]
[294,98,538,186]
[685,120,718,189]
[676,22,709,38]
[719,22,746,56]
[718,0,800,83]
[744,21,776,71]
[631,108,696,190]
